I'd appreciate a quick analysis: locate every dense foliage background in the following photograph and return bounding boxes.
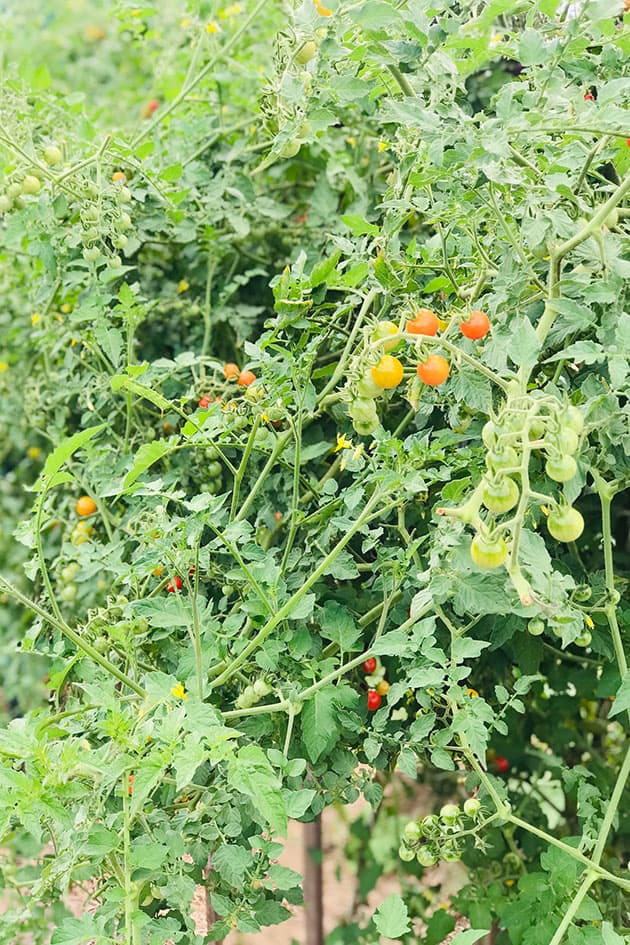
[1,1,630,944]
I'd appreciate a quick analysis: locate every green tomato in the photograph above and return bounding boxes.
[486,446,519,473]
[82,206,99,223]
[108,255,123,269]
[416,847,438,867]
[527,617,545,636]
[481,420,498,449]
[61,562,80,583]
[528,418,546,440]
[372,320,399,352]
[43,145,63,166]
[442,843,462,863]
[81,227,99,243]
[117,212,132,231]
[279,139,302,158]
[352,415,379,436]
[0,195,12,213]
[403,821,422,844]
[83,246,100,262]
[60,582,78,602]
[7,182,22,199]
[463,798,481,818]
[419,814,440,837]
[470,533,509,570]
[398,844,416,862]
[545,454,577,482]
[356,373,383,399]
[550,428,579,455]
[481,476,519,514]
[22,175,42,195]
[575,630,592,647]
[207,479,222,494]
[573,585,592,602]
[117,186,132,203]
[253,678,271,698]
[440,803,460,825]
[547,506,584,542]
[565,405,584,434]
[112,233,128,249]
[349,398,378,425]
[295,39,318,64]
[207,460,222,478]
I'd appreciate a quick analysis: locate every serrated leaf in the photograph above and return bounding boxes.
[35,424,105,492]
[123,440,173,490]
[301,688,339,762]
[450,932,491,945]
[227,746,287,835]
[373,894,410,939]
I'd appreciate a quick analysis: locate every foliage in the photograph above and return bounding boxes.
[1,1,630,944]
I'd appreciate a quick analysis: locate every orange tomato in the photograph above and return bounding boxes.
[460,310,490,340]
[223,362,240,380]
[407,308,439,336]
[76,495,97,517]
[370,355,404,389]
[376,679,390,696]
[237,370,256,387]
[417,355,450,386]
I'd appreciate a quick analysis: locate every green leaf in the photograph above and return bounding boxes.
[161,162,183,181]
[213,845,253,887]
[111,374,173,413]
[340,214,379,236]
[35,424,105,492]
[123,440,173,490]
[373,894,411,939]
[51,916,108,945]
[227,746,287,835]
[450,932,491,945]
[506,316,541,371]
[301,688,339,762]
[608,674,630,718]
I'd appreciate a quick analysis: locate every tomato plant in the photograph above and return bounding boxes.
[0,2,630,945]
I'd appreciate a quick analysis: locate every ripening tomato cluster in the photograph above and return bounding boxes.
[439,393,585,575]
[235,678,272,710]
[362,656,389,711]
[346,307,491,436]
[399,799,483,867]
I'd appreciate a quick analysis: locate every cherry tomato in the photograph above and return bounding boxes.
[551,429,579,455]
[470,533,508,569]
[237,370,256,387]
[44,145,63,166]
[494,756,510,774]
[367,690,382,711]
[376,679,390,696]
[128,774,135,795]
[416,847,438,867]
[60,583,78,602]
[362,657,377,674]
[371,355,404,389]
[349,398,378,425]
[417,354,450,386]
[22,176,41,196]
[76,495,97,517]
[0,195,12,213]
[167,576,183,593]
[440,803,460,824]
[545,454,577,482]
[112,171,127,183]
[460,310,490,340]
[481,476,519,514]
[295,39,318,64]
[527,618,545,636]
[142,98,160,119]
[547,506,584,542]
[407,309,439,336]
[583,91,595,101]
[198,395,211,409]
[83,246,100,262]
[403,821,422,843]
[356,372,383,399]
[575,630,592,647]
[399,844,416,862]
[486,446,519,473]
[372,320,399,351]
[565,405,584,434]
[463,797,481,818]
[224,362,240,380]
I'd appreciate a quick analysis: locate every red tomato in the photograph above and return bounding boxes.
[495,756,510,774]
[362,657,377,674]
[128,774,135,795]
[142,98,160,119]
[198,395,210,409]
[167,576,183,593]
[407,309,439,336]
[460,310,490,340]
[237,370,256,387]
[367,690,382,711]
[583,91,595,101]
[417,355,450,386]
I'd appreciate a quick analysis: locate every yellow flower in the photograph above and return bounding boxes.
[219,3,241,18]
[315,0,333,15]
[467,687,479,698]
[334,433,353,452]
[171,683,188,701]
[352,444,364,460]
[27,446,42,460]
[206,20,221,33]
[346,136,356,147]
[377,141,388,152]
[71,338,78,347]
[0,361,8,372]
[177,279,190,293]
[540,505,549,517]
[31,312,41,326]
[61,302,72,314]
[585,615,594,629]
[505,878,515,887]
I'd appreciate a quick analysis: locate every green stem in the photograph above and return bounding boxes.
[592,743,630,865]
[0,577,146,697]
[208,490,383,689]
[548,872,597,945]
[230,415,260,520]
[131,0,269,147]
[387,64,414,97]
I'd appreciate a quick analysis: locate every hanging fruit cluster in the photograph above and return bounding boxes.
[345,306,490,436]
[363,656,389,712]
[399,798,483,866]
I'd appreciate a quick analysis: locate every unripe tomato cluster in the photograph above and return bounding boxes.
[345,307,491,436]
[439,394,585,574]
[363,656,389,711]
[399,799,483,866]
[79,172,133,268]
[236,678,272,710]
[0,163,47,214]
